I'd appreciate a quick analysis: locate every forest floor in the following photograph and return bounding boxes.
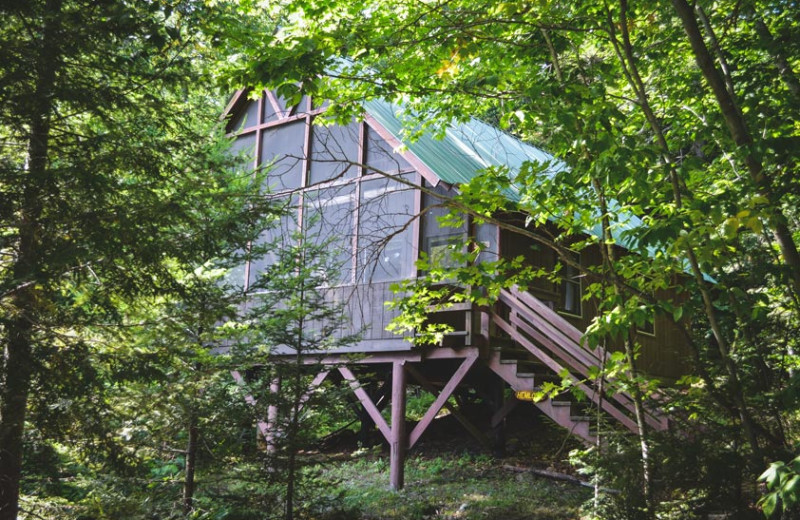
[309,407,593,519]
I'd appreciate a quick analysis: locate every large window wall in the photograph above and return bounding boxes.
[228,90,418,290]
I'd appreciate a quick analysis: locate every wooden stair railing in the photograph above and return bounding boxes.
[492,285,667,433]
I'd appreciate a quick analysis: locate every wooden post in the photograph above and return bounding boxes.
[266,376,281,453]
[491,378,507,457]
[389,361,406,490]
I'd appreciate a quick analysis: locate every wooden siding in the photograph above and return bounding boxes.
[498,225,691,379]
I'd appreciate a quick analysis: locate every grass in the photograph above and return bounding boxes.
[312,448,590,520]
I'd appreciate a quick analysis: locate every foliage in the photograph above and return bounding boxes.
[759,455,800,518]
[0,0,275,517]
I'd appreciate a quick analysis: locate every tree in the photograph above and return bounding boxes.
[232,225,360,520]
[0,1,272,517]
[224,0,800,514]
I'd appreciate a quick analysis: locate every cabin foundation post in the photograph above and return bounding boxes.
[491,378,507,457]
[389,361,407,490]
[266,376,281,454]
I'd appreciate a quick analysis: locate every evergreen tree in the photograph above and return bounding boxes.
[233,229,360,520]
[0,1,272,517]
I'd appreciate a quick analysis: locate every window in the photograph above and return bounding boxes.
[248,197,299,289]
[309,121,359,185]
[559,254,582,317]
[425,234,463,270]
[260,121,306,192]
[230,133,256,171]
[304,184,356,285]
[365,126,411,174]
[636,308,656,336]
[358,176,415,282]
[230,99,259,131]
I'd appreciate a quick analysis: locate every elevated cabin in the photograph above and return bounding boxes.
[224,89,688,489]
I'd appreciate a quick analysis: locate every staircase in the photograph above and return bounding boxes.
[484,285,668,443]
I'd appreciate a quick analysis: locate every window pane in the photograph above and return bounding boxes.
[559,258,582,316]
[422,182,465,264]
[365,126,410,174]
[248,197,299,289]
[309,122,359,185]
[304,184,356,284]
[230,99,260,131]
[358,176,415,282]
[230,133,256,171]
[260,121,306,192]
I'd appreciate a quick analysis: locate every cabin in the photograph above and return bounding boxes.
[223,88,689,489]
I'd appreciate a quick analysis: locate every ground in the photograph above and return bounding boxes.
[310,405,592,519]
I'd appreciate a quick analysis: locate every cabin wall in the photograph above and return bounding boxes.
[228,90,423,354]
[497,224,691,380]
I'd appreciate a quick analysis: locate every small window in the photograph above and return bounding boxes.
[636,310,656,336]
[230,99,260,131]
[309,122,359,185]
[230,133,256,172]
[358,176,415,282]
[425,234,463,270]
[260,121,306,192]
[559,254,582,317]
[303,185,356,285]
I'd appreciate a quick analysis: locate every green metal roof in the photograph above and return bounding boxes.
[363,99,648,254]
[364,99,712,280]
[364,98,564,188]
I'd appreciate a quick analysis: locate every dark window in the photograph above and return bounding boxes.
[637,309,656,336]
[559,254,582,316]
[260,121,306,191]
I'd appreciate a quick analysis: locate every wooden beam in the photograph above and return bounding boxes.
[390,361,407,490]
[230,370,270,441]
[405,359,492,451]
[491,396,518,429]
[338,366,391,442]
[407,356,478,448]
[266,377,281,453]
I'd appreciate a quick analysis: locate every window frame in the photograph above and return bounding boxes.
[558,252,583,318]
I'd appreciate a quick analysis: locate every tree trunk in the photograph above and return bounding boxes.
[0,2,62,517]
[183,413,198,515]
[671,0,800,297]
[591,177,653,509]
[0,316,34,520]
